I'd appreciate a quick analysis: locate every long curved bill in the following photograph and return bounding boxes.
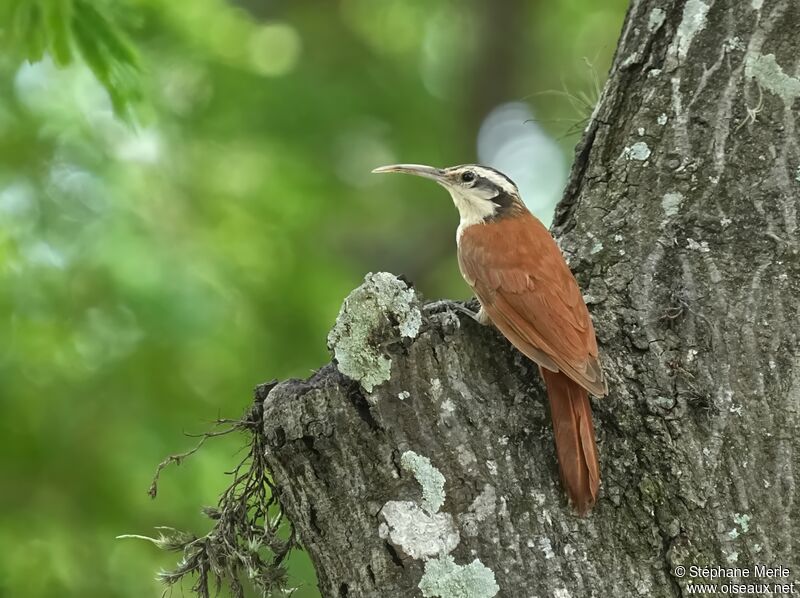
[371,164,445,182]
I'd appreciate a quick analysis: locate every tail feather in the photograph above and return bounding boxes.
[540,368,600,515]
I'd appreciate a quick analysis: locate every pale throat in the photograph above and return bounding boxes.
[449,188,499,244]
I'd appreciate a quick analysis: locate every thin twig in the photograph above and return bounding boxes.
[148,434,210,498]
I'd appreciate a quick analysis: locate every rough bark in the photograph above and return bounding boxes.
[262,1,800,596]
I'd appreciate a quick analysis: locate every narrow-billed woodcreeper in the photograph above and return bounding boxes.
[373,163,607,515]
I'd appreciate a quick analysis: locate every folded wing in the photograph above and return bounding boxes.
[458,212,607,397]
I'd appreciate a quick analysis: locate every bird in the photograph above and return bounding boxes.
[372,163,607,515]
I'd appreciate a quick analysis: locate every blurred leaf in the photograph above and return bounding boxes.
[45,0,74,66]
[2,0,141,118]
[74,0,138,68]
[71,0,142,117]
[12,1,47,62]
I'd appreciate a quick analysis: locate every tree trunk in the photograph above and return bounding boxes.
[262,1,800,596]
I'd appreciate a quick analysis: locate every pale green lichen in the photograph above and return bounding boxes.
[648,8,666,31]
[687,238,710,253]
[657,113,668,125]
[662,192,684,216]
[733,513,751,532]
[745,52,800,105]
[538,537,555,559]
[402,451,446,514]
[725,36,745,52]
[458,484,496,537]
[627,141,651,161]
[440,398,456,416]
[419,555,499,598]
[327,272,422,392]
[676,0,710,59]
[378,502,459,560]
[381,452,500,596]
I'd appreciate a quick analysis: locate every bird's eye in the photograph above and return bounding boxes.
[461,171,475,183]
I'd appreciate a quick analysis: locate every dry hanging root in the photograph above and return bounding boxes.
[118,381,298,598]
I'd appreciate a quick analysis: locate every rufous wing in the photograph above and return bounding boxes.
[457,212,607,397]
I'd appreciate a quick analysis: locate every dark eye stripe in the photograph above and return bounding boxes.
[479,166,516,189]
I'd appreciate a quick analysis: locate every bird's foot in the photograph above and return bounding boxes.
[423,299,458,315]
[424,300,489,326]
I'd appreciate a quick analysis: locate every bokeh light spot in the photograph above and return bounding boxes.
[333,121,396,188]
[248,23,302,77]
[477,102,567,225]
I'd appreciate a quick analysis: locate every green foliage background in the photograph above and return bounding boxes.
[0,1,626,596]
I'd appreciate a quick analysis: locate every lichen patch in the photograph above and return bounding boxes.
[662,192,684,217]
[378,451,500,597]
[625,141,651,161]
[419,555,500,598]
[676,0,710,59]
[687,238,710,252]
[648,8,666,31]
[458,484,497,537]
[378,501,460,560]
[538,537,556,559]
[746,52,800,106]
[733,512,751,532]
[440,398,456,416]
[402,450,447,514]
[327,272,422,392]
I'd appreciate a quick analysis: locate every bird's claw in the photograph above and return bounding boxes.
[423,300,459,315]
[424,300,484,324]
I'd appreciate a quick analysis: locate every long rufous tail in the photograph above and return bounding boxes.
[539,368,600,515]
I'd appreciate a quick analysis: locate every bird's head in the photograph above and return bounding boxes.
[372,163,526,228]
